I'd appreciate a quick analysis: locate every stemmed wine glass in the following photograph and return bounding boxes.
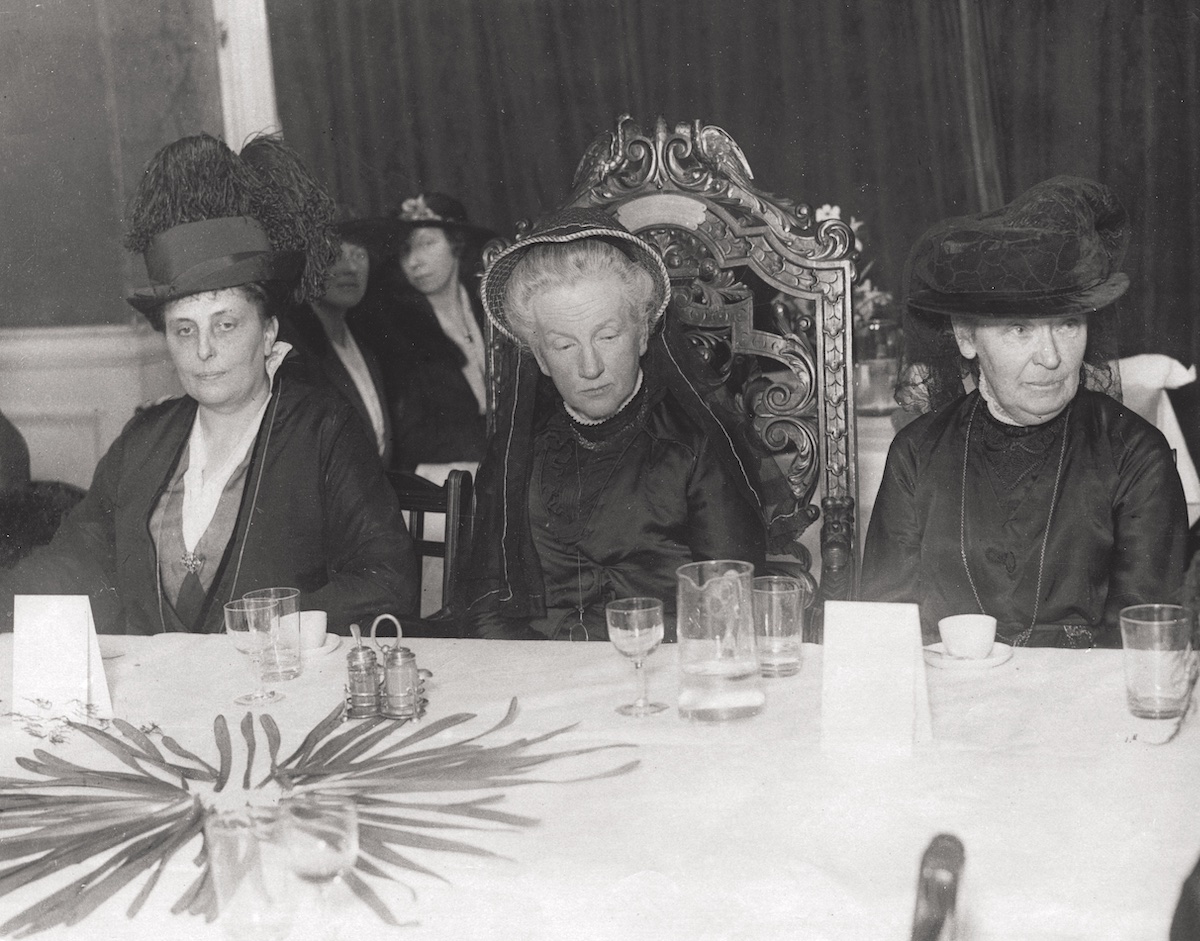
[606,597,668,716]
[277,795,360,940]
[224,598,283,705]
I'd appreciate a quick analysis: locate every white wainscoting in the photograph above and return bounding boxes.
[0,325,182,489]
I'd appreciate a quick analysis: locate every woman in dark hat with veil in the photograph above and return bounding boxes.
[459,209,772,641]
[0,134,417,634]
[862,176,1187,648]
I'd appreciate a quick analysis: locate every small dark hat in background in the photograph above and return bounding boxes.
[906,175,1130,318]
[396,193,492,237]
[334,193,497,260]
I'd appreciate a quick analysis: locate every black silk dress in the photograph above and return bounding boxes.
[461,322,771,641]
[861,389,1188,647]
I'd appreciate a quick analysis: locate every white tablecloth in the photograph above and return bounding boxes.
[1,635,1196,941]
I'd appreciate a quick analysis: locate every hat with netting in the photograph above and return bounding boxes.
[481,208,671,343]
[906,175,1130,319]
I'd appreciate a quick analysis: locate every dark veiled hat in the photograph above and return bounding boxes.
[481,207,671,343]
[126,217,301,314]
[906,175,1130,318]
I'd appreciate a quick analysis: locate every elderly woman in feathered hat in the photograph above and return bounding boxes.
[459,209,769,640]
[0,134,418,634]
[862,176,1187,648]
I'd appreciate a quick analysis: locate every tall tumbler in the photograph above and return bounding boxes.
[1120,604,1196,719]
[676,560,765,720]
[243,587,302,682]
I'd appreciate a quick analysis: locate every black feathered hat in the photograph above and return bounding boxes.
[124,133,338,320]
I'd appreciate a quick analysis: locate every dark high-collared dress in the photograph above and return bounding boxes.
[861,389,1188,647]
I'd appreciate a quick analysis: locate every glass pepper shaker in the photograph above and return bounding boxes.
[380,646,421,719]
[345,644,381,718]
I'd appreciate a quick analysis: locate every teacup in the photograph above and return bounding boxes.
[299,610,328,649]
[938,614,997,659]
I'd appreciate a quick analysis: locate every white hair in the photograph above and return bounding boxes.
[502,239,658,347]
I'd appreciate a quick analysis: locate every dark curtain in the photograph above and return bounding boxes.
[267,0,1199,365]
[266,0,981,323]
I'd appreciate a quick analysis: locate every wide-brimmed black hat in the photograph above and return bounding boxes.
[481,208,671,343]
[906,175,1130,318]
[126,217,301,314]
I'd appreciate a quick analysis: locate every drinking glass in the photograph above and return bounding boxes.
[606,597,668,716]
[205,807,294,941]
[243,587,302,681]
[278,795,360,940]
[1120,604,1196,719]
[752,575,811,677]
[225,598,283,705]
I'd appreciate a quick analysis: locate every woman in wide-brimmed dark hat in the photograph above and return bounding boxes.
[861,176,1187,648]
[352,193,496,469]
[457,208,773,641]
[0,134,417,635]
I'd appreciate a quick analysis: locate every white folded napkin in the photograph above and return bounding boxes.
[821,601,932,756]
[12,595,112,727]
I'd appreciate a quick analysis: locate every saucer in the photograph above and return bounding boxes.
[302,633,342,659]
[923,642,1012,670]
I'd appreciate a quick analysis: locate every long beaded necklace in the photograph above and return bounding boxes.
[959,396,1072,647]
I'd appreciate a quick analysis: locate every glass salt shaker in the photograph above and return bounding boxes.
[345,642,381,719]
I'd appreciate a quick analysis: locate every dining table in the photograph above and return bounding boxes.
[1,631,1197,941]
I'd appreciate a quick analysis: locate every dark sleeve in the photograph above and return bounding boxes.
[303,411,420,629]
[860,427,924,604]
[0,435,125,631]
[1102,423,1189,637]
[685,433,767,567]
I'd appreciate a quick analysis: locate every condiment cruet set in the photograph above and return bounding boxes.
[344,614,431,720]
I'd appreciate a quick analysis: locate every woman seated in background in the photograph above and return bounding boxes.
[278,218,392,466]
[460,209,767,640]
[356,193,492,469]
[237,138,392,467]
[0,134,417,634]
[861,176,1187,647]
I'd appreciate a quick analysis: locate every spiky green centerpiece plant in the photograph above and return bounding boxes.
[0,700,637,936]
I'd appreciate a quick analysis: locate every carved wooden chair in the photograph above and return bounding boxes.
[485,116,860,601]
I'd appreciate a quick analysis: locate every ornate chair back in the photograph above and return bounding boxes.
[485,116,860,600]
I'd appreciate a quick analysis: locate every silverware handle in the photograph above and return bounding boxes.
[911,833,965,941]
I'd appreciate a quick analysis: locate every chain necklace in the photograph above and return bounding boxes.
[959,397,1071,647]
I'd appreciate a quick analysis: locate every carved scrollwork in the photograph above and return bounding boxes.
[568,116,857,275]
